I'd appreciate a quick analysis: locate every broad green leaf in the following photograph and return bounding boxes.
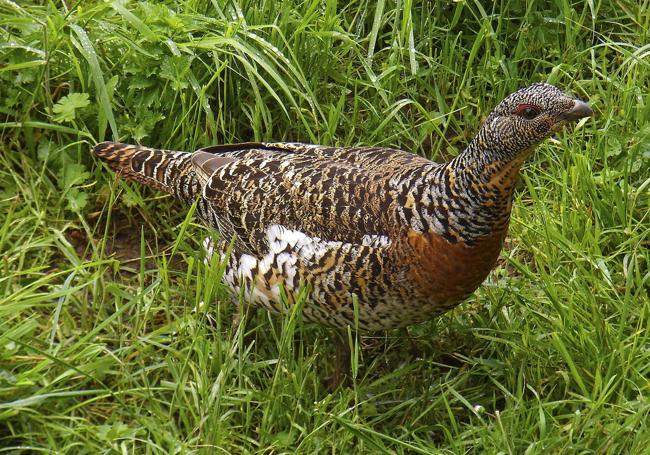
[52,93,90,123]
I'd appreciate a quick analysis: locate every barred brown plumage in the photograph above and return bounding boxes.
[93,83,591,331]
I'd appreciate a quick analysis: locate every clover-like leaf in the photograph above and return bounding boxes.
[52,92,90,123]
[66,188,88,212]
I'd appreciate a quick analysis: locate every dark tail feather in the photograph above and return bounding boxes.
[93,141,200,202]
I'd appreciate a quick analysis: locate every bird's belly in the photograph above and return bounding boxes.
[202,226,505,331]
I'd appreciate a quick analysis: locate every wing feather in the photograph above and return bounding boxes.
[194,146,407,256]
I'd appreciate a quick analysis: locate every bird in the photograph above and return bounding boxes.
[93,83,592,333]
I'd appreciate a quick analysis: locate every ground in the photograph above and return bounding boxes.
[1,1,649,453]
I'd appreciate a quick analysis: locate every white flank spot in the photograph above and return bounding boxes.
[219,224,379,311]
[361,234,391,248]
[237,254,257,280]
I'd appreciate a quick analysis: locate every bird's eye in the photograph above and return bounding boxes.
[514,104,541,120]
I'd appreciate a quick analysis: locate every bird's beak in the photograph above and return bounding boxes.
[560,100,593,122]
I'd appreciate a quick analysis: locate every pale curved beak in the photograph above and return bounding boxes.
[560,100,593,121]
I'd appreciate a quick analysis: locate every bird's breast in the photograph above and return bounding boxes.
[402,228,507,305]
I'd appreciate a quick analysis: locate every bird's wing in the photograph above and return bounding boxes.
[198,141,432,173]
[192,144,409,255]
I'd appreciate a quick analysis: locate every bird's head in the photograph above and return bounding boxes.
[478,83,592,161]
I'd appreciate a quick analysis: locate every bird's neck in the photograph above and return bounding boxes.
[420,139,526,245]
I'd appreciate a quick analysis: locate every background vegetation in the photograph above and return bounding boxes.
[1,0,649,452]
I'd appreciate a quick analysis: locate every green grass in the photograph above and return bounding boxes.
[1,0,649,452]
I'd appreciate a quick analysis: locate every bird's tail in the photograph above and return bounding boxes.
[93,142,201,202]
